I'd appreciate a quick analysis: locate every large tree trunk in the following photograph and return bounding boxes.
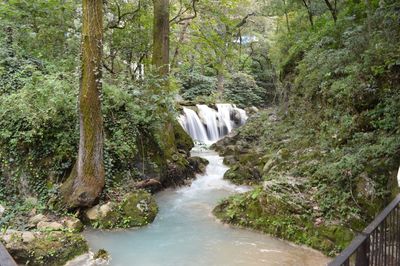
[61,0,105,208]
[152,0,170,75]
[152,0,177,159]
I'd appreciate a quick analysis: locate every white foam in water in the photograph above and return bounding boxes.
[178,150,250,196]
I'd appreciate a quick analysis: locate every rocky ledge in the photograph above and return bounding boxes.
[1,229,88,266]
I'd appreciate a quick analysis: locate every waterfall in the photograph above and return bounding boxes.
[178,104,248,143]
[216,103,234,134]
[197,105,220,141]
[179,108,209,142]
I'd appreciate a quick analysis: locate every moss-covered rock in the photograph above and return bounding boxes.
[213,189,354,256]
[223,165,261,185]
[173,120,194,153]
[120,191,158,227]
[1,230,88,266]
[93,249,109,260]
[85,190,158,229]
[188,156,209,174]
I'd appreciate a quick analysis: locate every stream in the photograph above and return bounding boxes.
[84,147,330,266]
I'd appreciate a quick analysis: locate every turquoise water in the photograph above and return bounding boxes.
[84,149,329,266]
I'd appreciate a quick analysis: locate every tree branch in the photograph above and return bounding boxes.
[234,12,256,29]
[170,0,198,24]
[107,0,141,29]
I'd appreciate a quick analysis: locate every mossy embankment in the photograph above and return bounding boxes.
[212,108,399,256]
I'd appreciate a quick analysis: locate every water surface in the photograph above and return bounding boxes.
[84,149,330,266]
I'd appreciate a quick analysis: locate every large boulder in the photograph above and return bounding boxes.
[120,191,158,227]
[84,190,158,229]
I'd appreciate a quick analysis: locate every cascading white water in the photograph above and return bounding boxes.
[216,103,235,134]
[179,107,209,142]
[197,105,220,141]
[179,104,247,143]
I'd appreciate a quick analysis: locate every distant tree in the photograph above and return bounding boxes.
[61,0,105,208]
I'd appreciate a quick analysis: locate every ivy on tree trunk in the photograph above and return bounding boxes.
[61,0,105,208]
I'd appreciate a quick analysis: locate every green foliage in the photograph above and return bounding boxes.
[178,70,217,102]
[0,0,79,70]
[223,72,264,107]
[0,57,176,206]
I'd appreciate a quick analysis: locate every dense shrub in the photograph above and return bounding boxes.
[223,72,264,107]
[179,70,217,102]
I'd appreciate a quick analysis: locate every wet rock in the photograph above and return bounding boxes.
[64,252,109,266]
[64,217,83,232]
[29,213,47,226]
[120,191,158,227]
[37,221,64,231]
[232,110,242,124]
[93,249,109,260]
[188,156,209,174]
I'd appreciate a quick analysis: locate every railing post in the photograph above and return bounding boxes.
[0,242,17,266]
[355,238,369,266]
[329,195,400,266]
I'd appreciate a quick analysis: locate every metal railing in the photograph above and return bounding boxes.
[329,194,400,266]
[0,242,17,266]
